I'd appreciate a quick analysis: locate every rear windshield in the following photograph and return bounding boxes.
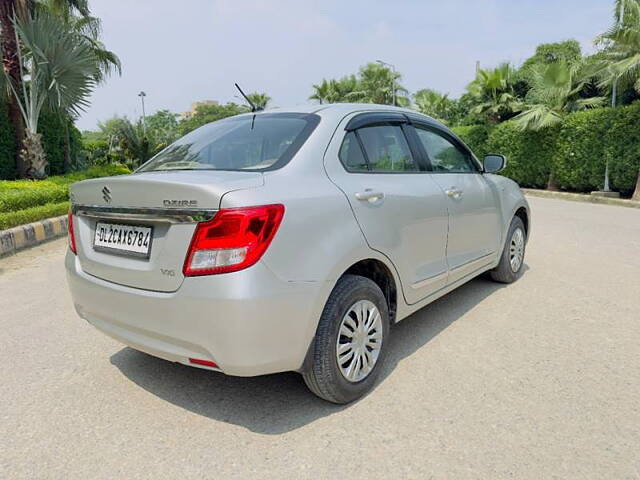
[137,112,320,172]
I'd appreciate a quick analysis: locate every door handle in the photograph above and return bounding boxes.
[355,189,385,203]
[445,187,463,200]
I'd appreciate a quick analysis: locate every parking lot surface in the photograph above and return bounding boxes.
[1,196,639,479]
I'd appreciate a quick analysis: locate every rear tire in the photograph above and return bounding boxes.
[490,216,526,284]
[303,274,390,404]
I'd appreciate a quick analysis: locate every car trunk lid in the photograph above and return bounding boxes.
[70,170,263,292]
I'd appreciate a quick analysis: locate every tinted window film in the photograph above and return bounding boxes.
[137,113,318,172]
[415,128,475,173]
[357,125,417,172]
[339,131,368,172]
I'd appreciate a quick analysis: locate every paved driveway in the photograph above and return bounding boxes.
[1,196,639,479]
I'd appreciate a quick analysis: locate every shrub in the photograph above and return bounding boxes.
[0,164,130,222]
[0,101,16,180]
[552,104,640,194]
[452,125,491,159]
[485,122,558,188]
[0,185,68,213]
[552,108,611,192]
[0,201,69,230]
[39,111,84,175]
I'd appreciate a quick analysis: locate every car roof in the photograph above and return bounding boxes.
[244,103,440,126]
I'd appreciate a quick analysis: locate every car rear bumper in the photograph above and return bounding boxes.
[65,251,326,376]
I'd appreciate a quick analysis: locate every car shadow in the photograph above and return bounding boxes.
[110,271,520,435]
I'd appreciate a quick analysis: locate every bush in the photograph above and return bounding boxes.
[484,122,558,188]
[0,164,130,226]
[0,184,68,213]
[0,101,16,180]
[552,104,640,195]
[452,125,491,159]
[39,111,84,175]
[0,201,69,230]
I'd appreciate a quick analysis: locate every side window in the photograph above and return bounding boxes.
[339,131,368,172]
[415,128,475,173]
[358,125,418,172]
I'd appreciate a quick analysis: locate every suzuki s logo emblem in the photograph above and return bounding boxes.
[102,186,112,203]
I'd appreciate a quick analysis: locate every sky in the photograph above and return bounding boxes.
[77,0,613,130]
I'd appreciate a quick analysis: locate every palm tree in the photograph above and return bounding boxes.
[414,88,453,123]
[309,75,361,104]
[356,62,408,105]
[246,92,271,110]
[114,118,162,168]
[5,11,98,178]
[512,60,604,131]
[0,0,116,178]
[597,0,640,199]
[309,79,332,104]
[466,63,523,124]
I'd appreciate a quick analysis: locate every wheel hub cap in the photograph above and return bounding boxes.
[509,227,525,272]
[336,300,383,383]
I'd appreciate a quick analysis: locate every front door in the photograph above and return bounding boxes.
[412,125,501,284]
[324,114,449,304]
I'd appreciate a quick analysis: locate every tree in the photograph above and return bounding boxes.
[596,0,640,199]
[466,62,523,124]
[177,102,245,136]
[309,79,332,104]
[112,118,163,168]
[5,11,98,178]
[309,75,361,103]
[38,0,121,83]
[356,62,408,106]
[246,92,271,110]
[513,60,604,131]
[414,88,456,124]
[309,64,408,106]
[145,109,178,146]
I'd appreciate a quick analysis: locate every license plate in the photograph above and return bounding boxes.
[93,222,153,258]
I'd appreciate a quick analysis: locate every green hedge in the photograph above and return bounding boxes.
[553,104,640,195]
[486,123,558,189]
[453,103,640,195]
[452,125,491,159]
[0,101,16,180]
[39,111,84,175]
[0,201,69,230]
[0,164,130,224]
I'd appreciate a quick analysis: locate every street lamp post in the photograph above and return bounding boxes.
[376,59,396,106]
[138,91,147,136]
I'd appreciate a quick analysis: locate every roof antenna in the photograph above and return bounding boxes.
[234,83,262,112]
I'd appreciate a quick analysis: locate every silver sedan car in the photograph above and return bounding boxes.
[66,104,529,403]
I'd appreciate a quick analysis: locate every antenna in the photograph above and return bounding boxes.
[234,83,262,112]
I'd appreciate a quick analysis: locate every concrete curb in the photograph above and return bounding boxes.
[523,189,640,209]
[0,215,68,258]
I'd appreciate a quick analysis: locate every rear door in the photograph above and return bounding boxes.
[411,123,501,284]
[324,113,449,304]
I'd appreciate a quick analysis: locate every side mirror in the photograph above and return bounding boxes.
[483,154,506,173]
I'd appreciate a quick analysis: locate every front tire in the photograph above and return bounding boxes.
[490,216,526,284]
[303,274,390,404]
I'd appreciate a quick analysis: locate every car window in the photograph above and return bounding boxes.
[339,131,368,172]
[137,113,318,172]
[357,125,418,172]
[415,127,475,173]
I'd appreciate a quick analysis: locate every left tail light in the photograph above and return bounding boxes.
[68,209,77,254]
[183,204,284,276]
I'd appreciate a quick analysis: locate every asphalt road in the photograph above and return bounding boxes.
[1,196,639,479]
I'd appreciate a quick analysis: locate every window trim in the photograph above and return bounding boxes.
[409,122,483,174]
[338,123,429,175]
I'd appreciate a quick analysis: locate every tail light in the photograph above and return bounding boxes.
[183,204,284,276]
[68,210,77,254]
